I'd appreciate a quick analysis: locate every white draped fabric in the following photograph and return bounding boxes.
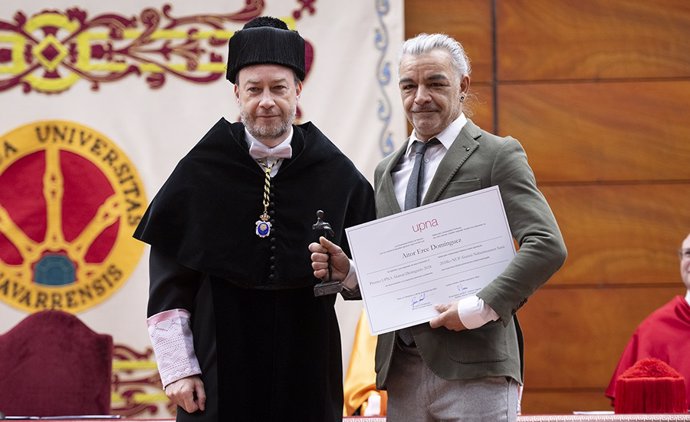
[0,0,404,415]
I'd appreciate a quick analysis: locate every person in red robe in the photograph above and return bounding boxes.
[605,232,690,409]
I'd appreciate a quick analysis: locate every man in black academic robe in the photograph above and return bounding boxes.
[135,17,375,422]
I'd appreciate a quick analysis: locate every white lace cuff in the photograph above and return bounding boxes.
[147,309,201,387]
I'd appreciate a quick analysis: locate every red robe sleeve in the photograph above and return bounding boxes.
[605,296,690,406]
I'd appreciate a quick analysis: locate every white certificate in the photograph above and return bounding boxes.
[345,185,515,335]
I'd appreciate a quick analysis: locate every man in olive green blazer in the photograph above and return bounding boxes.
[310,33,566,422]
[373,114,566,385]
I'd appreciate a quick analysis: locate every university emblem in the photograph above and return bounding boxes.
[0,120,146,312]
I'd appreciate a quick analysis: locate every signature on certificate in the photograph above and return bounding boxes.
[411,292,428,309]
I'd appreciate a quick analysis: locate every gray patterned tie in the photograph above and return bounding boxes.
[404,140,432,211]
[399,139,436,345]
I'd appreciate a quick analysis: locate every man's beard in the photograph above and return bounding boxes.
[241,107,296,141]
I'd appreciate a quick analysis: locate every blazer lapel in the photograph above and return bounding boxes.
[423,119,481,205]
[376,143,407,216]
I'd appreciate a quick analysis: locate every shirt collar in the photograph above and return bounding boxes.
[407,113,468,154]
[685,290,690,306]
[244,126,294,151]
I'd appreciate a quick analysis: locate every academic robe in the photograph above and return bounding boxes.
[134,118,376,422]
[606,295,690,407]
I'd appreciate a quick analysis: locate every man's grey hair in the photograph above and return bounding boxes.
[399,33,471,77]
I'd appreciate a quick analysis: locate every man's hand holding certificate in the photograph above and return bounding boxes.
[345,186,515,335]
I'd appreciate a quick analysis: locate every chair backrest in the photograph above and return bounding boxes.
[0,309,113,416]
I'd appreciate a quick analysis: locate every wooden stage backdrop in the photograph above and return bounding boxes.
[405,0,690,414]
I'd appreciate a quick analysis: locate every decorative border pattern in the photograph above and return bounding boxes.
[0,1,316,94]
[374,0,396,157]
[0,2,264,93]
[292,0,317,19]
[111,344,172,417]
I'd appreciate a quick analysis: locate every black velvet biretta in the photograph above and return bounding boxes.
[226,17,306,83]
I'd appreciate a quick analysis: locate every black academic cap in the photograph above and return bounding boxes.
[226,16,306,83]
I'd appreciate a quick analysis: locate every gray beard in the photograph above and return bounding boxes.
[241,108,296,141]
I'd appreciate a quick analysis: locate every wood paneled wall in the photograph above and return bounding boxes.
[405,0,690,414]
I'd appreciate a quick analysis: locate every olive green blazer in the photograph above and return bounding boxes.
[373,119,567,388]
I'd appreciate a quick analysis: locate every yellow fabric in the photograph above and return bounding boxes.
[343,310,388,416]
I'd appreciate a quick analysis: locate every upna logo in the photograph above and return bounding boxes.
[0,120,146,312]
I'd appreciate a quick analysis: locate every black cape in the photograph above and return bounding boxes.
[135,118,374,289]
[135,118,375,422]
